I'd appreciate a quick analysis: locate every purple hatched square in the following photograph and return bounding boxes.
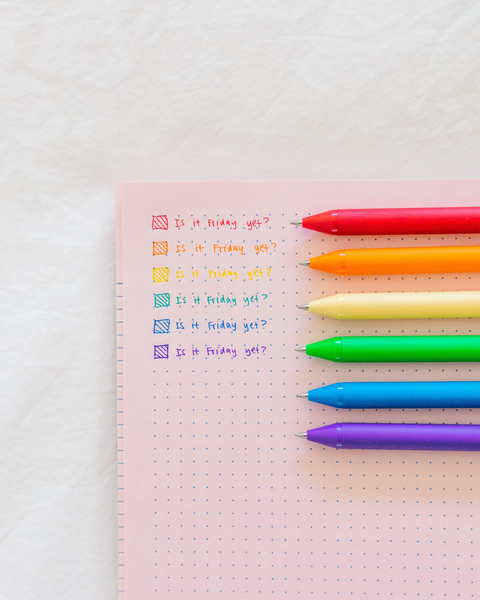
[153,344,169,359]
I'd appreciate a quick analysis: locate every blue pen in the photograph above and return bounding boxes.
[298,381,480,409]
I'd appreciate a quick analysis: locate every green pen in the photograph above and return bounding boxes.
[295,335,480,363]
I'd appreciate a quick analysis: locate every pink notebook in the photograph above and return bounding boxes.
[116,180,480,598]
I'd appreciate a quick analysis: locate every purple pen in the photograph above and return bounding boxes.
[296,423,480,451]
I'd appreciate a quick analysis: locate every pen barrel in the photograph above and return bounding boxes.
[305,336,480,362]
[342,335,480,362]
[310,291,480,319]
[336,207,480,236]
[345,246,480,276]
[309,381,480,409]
[308,423,480,451]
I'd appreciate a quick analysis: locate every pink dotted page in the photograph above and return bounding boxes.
[116,181,480,598]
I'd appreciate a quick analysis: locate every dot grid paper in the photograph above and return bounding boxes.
[116,180,480,598]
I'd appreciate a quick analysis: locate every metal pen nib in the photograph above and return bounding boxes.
[297,304,309,311]
[290,220,302,226]
[295,432,308,438]
[296,392,308,399]
[294,347,306,353]
[299,260,310,267]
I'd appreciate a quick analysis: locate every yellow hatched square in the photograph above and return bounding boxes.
[153,267,169,283]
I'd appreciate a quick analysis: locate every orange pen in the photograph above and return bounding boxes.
[300,245,480,276]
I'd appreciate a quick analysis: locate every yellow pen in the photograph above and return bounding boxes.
[298,291,480,320]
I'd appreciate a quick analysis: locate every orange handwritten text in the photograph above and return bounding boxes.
[213,243,244,256]
[254,242,277,254]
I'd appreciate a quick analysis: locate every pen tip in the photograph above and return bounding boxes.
[298,260,310,267]
[295,432,308,438]
[290,220,302,226]
[296,392,308,399]
[297,304,309,311]
[294,347,306,353]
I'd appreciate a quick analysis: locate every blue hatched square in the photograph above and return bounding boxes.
[153,319,170,334]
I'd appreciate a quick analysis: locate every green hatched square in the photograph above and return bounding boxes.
[154,293,170,308]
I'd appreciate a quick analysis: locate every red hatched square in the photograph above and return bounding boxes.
[152,215,168,230]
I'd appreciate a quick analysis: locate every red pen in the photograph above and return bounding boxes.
[291,206,480,236]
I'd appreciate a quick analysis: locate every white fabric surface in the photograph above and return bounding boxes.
[1,2,479,599]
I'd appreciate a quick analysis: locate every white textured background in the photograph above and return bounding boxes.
[1,2,479,599]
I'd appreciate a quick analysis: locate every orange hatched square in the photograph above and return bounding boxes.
[153,241,168,255]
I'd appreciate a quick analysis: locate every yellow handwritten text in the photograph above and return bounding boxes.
[209,268,238,281]
[246,268,272,281]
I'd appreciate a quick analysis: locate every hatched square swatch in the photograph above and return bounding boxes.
[153,319,170,334]
[153,267,169,283]
[152,215,168,230]
[153,345,169,359]
[154,293,170,308]
[153,241,168,255]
